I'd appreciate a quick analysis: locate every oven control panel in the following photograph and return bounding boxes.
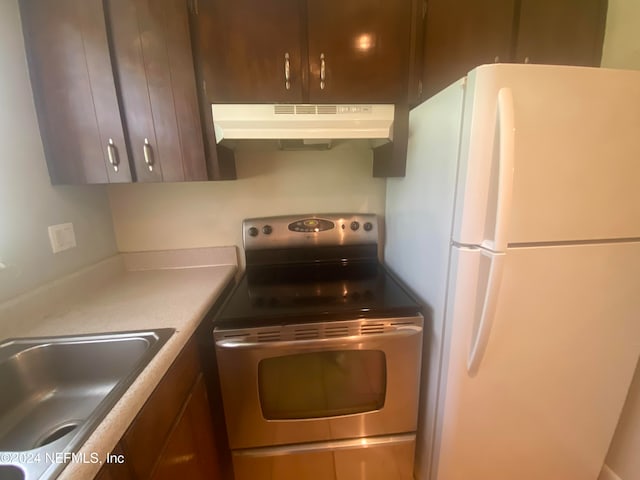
[243,213,378,250]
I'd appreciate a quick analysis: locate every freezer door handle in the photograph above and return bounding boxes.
[481,87,515,253]
[467,252,505,376]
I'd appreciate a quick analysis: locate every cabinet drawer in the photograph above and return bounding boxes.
[122,339,200,479]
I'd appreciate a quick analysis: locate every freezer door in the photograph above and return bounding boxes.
[453,64,640,247]
[433,242,640,480]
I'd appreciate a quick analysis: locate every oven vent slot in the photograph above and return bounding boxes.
[257,331,282,342]
[220,332,250,340]
[294,327,320,340]
[324,325,350,337]
[390,320,420,327]
[360,323,386,335]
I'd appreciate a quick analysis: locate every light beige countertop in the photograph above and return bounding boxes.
[0,247,238,480]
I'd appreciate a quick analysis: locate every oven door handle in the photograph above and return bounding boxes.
[215,326,422,350]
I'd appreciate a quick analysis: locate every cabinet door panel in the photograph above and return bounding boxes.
[106,0,161,182]
[422,0,515,99]
[136,0,206,182]
[107,0,206,182]
[20,0,131,184]
[161,0,208,181]
[123,339,200,479]
[515,0,607,66]
[202,0,305,103]
[151,375,220,480]
[94,444,133,480]
[306,0,413,103]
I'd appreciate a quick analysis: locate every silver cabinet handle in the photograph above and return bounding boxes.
[143,138,154,172]
[320,53,326,90]
[524,56,530,64]
[107,138,119,173]
[284,52,291,90]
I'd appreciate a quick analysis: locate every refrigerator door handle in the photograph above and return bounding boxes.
[467,251,506,376]
[481,87,516,253]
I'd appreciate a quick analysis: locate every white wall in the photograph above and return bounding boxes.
[599,2,640,479]
[0,0,118,303]
[601,0,640,70]
[108,142,386,256]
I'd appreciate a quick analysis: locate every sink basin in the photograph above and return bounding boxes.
[0,466,24,480]
[0,329,174,479]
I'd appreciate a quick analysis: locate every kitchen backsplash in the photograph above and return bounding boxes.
[108,141,386,255]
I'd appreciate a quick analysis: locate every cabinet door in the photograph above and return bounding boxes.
[306,0,413,103]
[122,339,200,479]
[20,0,132,184]
[107,0,207,182]
[201,0,305,103]
[94,444,133,480]
[151,375,221,480]
[421,0,516,99]
[514,0,607,66]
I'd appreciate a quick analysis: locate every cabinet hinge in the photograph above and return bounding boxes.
[190,0,199,15]
[422,0,428,20]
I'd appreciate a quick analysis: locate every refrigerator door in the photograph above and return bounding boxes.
[433,242,640,480]
[452,64,640,247]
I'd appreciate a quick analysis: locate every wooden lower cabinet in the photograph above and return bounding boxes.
[151,376,219,480]
[95,339,221,480]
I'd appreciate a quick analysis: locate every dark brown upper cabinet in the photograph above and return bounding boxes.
[194,0,305,104]
[20,0,133,184]
[421,0,516,99]
[199,0,414,104]
[306,0,413,103]
[514,0,608,66]
[107,0,207,182]
[20,0,209,184]
[420,0,608,100]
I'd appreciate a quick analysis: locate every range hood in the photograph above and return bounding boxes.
[211,104,395,144]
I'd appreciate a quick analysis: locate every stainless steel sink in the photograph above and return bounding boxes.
[0,329,174,480]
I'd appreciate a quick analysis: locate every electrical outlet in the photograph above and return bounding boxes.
[48,223,77,253]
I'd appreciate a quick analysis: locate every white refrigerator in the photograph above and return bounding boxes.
[385,64,640,480]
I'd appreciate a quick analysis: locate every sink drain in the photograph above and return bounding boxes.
[34,422,80,448]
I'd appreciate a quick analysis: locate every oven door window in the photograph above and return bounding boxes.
[258,350,386,420]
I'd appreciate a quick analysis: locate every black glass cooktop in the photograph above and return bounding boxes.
[214,262,422,328]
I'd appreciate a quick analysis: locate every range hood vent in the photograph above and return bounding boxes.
[211,104,395,144]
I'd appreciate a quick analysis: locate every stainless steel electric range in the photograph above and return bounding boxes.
[214,214,423,480]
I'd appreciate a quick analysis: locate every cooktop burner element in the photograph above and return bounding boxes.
[215,214,421,328]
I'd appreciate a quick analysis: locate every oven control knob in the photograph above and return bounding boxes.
[262,225,273,235]
[248,227,259,237]
[350,221,360,231]
[363,222,373,232]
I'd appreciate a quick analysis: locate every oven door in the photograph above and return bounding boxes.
[214,316,423,449]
